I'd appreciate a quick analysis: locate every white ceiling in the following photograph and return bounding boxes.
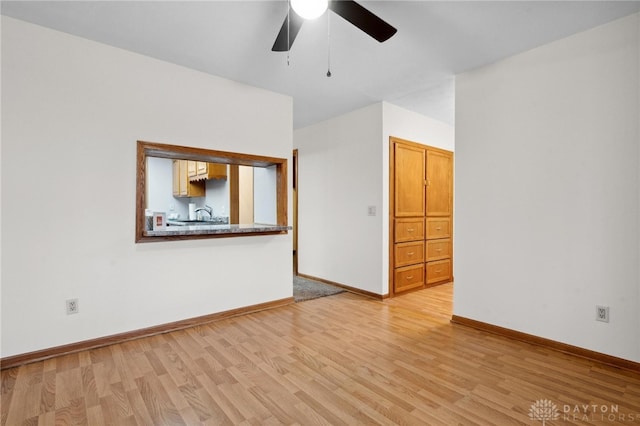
[2,1,639,128]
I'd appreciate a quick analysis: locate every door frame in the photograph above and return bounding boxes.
[293,149,299,275]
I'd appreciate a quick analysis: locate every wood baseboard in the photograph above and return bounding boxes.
[1,297,294,371]
[297,273,386,300]
[451,315,640,373]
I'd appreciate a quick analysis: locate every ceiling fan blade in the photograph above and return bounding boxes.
[329,0,397,43]
[272,11,305,51]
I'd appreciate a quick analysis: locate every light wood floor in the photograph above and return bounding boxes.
[2,283,640,425]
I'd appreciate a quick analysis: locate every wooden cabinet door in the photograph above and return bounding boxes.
[196,161,207,175]
[426,149,453,216]
[394,143,425,217]
[179,160,189,196]
[187,160,198,178]
[172,160,180,196]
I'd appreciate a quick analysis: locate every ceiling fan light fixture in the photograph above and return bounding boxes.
[291,0,328,20]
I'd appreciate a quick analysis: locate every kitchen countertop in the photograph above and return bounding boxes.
[145,223,291,237]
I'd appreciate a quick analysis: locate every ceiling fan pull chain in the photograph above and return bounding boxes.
[326,11,332,77]
[287,0,291,65]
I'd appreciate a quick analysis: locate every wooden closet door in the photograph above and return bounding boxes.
[394,144,425,217]
[426,149,453,216]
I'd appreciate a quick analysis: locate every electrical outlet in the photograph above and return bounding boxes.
[596,305,609,323]
[66,298,79,315]
[367,206,376,216]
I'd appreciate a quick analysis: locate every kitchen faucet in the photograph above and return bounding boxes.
[195,205,213,219]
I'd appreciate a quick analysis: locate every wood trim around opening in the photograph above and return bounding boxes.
[136,140,288,243]
[451,315,640,373]
[229,164,240,224]
[388,140,396,297]
[390,136,453,156]
[1,297,295,370]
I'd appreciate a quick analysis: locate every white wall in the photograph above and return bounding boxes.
[382,102,455,153]
[294,103,384,294]
[455,14,639,362]
[1,17,292,358]
[637,13,640,361]
[294,102,454,295]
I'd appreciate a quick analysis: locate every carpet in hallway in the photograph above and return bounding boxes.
[293,275,345,302]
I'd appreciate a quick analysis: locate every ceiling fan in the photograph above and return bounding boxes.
[271,0,397,52]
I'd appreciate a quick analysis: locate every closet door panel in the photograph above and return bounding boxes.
[426,149,453,217]
[395,144,425,217]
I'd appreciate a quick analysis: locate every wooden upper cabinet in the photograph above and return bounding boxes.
[173,160,205,198]
[394,143,425,217]
[190,162,227,181]
[426,149,453,216]
[205,163,227,180]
